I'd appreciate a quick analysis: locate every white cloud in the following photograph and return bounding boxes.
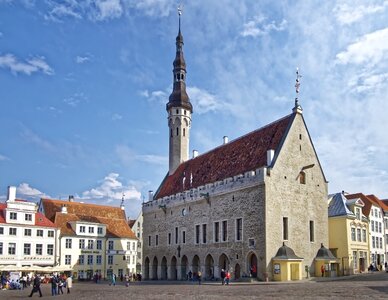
[135,154,167,165]
[187,86,222,114]
[140,89,168,105]
[0,154,9,161]
[0,54,54,75]
[92,0,123,21]
[112,113,123,121]
[336,27,388,66]
[17,183,49,199]
[333,1,388,25]
[75,55,90,64]
[63,92,87,107]
[81,173,141,203]
[130,0,174,17]
[115,144,167,166]
[241,15,287,37]
[44,1,82,22]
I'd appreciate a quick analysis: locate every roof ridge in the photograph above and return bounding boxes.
[42,198,123,210]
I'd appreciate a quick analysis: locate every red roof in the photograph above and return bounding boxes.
[346,193,382,216]
[367,194,388,211]
[40,198,136,239]
[0,202,56,228]
[155,113,294,199]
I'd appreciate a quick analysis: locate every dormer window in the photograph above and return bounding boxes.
[355,208,361,220]
[10,212,17,220]
[25,214,32,221]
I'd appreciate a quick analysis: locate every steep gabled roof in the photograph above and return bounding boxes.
[328,193,354,217]
[155,113,294,199]
[367,194,388,212]
[40,198,136,239]
[345,193,381,217]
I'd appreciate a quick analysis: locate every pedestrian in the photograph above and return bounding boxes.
[188,270,192,281]
[51,274,58,296]
[125,274,129,287]
[58,276,64,295]
[225,271,230,285]
[220,269,225,285]
[110,273,116,286]
[197,271,202,285]
[321,265,325,277]
[28,275,42,298]
[66,276,72,294]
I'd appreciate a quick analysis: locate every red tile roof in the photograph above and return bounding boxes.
[155,113,294,199]
[367,194,388,211]
[345,193,382,216]
[40,198,136,239]
[0,202,56,227]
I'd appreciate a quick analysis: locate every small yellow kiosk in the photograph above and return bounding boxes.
[314,243,340,277]
[272,242,303,281]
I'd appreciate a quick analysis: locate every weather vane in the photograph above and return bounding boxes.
[121,192,125,206]
[178,4,183,16]
[294,67,302,108]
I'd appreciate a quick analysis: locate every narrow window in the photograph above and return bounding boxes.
[300,171,306,184]
[236,218,242,241]
[222,221,227,242]
[176,127,179,136]
[214,222,219,243]
[309,220,314,242]
[176,109,179,114]
[183,128,185,136]
[182,231,186,244]
[283,217,288,240]
[202,224,207,244]
[155,235,159,246]
[148,235,151,246]
[175,227,178,244]
[168,233,171,245]
[299,134,302,140]
[195,225,200,244]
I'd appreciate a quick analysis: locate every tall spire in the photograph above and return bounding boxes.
[166,5,193,113]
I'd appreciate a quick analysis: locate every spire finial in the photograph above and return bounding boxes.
[178,4,182,33]
[294,67,302,108]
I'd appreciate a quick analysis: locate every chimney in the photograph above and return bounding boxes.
[68,195,74,202]
[148,190,154,202]
[61,205,67,214]
[223,136,229,144]
[267,149,275,166]
[192,150,198,158]
[7,186,16,202]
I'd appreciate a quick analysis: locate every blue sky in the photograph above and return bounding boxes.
[1,0,388,218]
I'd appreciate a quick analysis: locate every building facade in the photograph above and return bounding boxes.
[142,16,329,281]
[328,192,369,275]
[39,197,138,280]
[130,211,143,274]
[0,186,58,268]
[346,193,385,269]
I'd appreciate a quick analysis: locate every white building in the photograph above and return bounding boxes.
[39,197,138,280]
[0,186,58,268]
[346,193,385,269]
[129,210,143,274]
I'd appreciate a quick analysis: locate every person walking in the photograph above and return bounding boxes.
[51,274,58,296]
[225,271,231,285]
[66,276,72,294]
[28,275,42,297]
[110,273,116,286]
[321,265,325,277]
[197,271,202,285]
[57,275,64,295]
[220,269,225,285]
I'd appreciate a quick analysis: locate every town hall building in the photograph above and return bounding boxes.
[142,14,330,281]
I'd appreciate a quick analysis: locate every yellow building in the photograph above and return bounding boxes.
[328,193,369,275]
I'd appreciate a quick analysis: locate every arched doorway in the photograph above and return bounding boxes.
[161,256,168,280]
[170,256,177,280]
[205,254,214,280]
[219,253,230,272]
[144,257,150,280]
[152,256,158,280]
[181,255,188,280]
[192,255,200,275]
[234,263,241,280]
[248,252,258,278]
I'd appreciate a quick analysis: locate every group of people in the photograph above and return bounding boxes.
[29,273,72,297]
[187,270,202,284]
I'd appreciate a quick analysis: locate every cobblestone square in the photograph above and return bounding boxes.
[2,272,388,299]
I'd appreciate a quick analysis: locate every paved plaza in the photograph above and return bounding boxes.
[2,272,388,299]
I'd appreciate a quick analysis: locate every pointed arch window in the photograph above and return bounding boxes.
[176,127,179,136]
[183,128,185,136]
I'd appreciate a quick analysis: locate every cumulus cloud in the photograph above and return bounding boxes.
[81,173,141,203]
[0,54,54,75]
[336,27,388,66]
[333,1,388,25]
[17,183,50,199]
[92,0,123,21]
[241,15,287,37]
